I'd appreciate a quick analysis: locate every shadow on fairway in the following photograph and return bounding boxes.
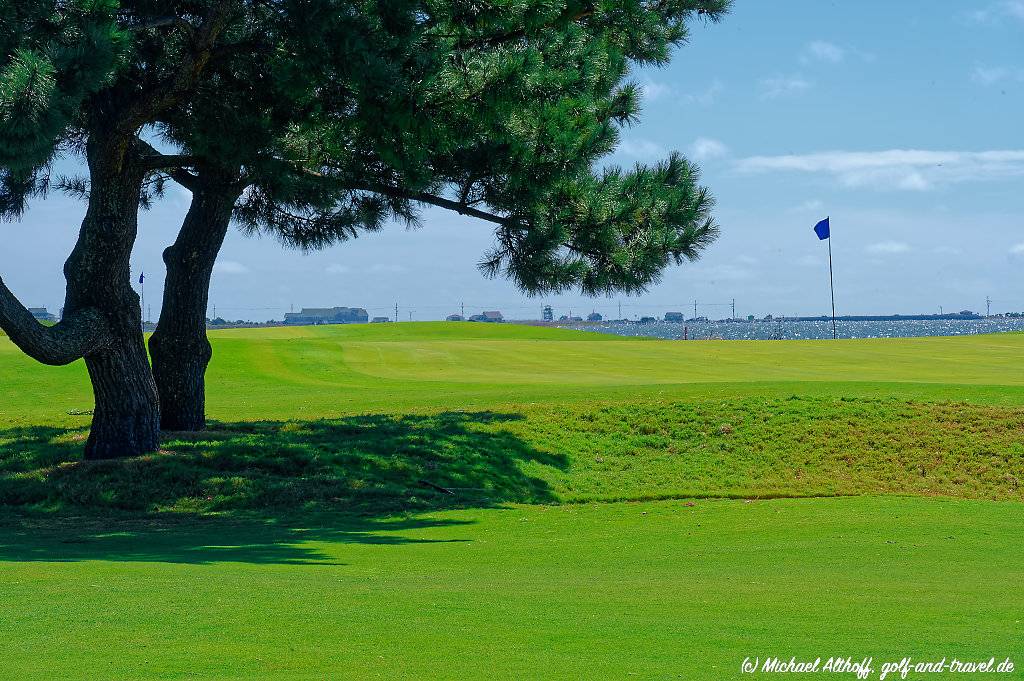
[0,411,565,564]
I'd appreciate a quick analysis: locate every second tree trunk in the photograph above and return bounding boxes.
[149,182,238,431]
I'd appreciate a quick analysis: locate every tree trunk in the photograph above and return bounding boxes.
[67,137,161,460]
[149,180,239,431]
[84,335,161,458]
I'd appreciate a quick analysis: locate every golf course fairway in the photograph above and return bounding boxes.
[1,323,1022,679]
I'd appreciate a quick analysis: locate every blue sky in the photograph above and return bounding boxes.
[4,0,1024,321]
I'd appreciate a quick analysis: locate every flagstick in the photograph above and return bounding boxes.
[827,235,836,340]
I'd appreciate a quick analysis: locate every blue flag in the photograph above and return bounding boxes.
[813,217,830,240]
[139,272,145,284]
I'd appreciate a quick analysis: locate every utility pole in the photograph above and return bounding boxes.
[987,296,992,317]
[731,298,736,320]
[618,300,622,320]
[693,300,698,319]
[395,302,399,322]
[139,271,144,332]
[408,311,412,321]
[461,301,465,318]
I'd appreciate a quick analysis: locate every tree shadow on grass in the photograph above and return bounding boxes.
[0,411,566,565]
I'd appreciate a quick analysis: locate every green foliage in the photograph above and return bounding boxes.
[2,0,730,293]
[484,153,718,294]
[0,0,127,215]
[147,0,731,294]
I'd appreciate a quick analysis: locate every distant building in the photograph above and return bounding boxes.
[446,314,464,321]
[371,316,390,323]
[283,307,368,325]
[469,311,503,323]
[664,311,685,322]
[587,312,603,322]
[28,308,57,322]
[542,305,554,322]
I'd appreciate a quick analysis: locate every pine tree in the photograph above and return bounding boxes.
[0,0,729,452]
[144,0,729,430]
[0,0,238,458]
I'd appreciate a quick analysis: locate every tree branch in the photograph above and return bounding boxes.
[139,154,201,172]
[0,276,110,366]
[363,184,512,226]
[118,14,193,32]
[407,190,511,225]
[117,0,239,135]
[132,138,202,191]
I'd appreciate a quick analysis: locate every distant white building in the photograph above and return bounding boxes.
[468,311,503,322]
[28,308,57,322]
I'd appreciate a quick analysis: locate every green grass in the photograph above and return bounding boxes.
[6,322,1024,429]
[3,497,1023,680]
[2,323,1024,679]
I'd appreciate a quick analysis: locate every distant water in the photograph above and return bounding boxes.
[555,318,1024,341]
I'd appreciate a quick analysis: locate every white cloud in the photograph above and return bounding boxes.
[325,264,351,274]
[897,172,930,191]
[866,241,911,255]
[690,137,729,161]
[213,260,249,274]
[759,75,812,99]
[803,41,845,64]
[1010,243,1024,255]
[966,1,1024,23]
[682,79,724,106]
[972,65,1024,86]
[735,149,1024,191]
[618,138,666,159]
[639,78,672,102]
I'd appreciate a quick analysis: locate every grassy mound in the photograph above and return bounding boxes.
[3,396,1022,513]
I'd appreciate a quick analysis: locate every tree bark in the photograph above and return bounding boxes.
[149,179,239,431]
[67,136,161,460]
